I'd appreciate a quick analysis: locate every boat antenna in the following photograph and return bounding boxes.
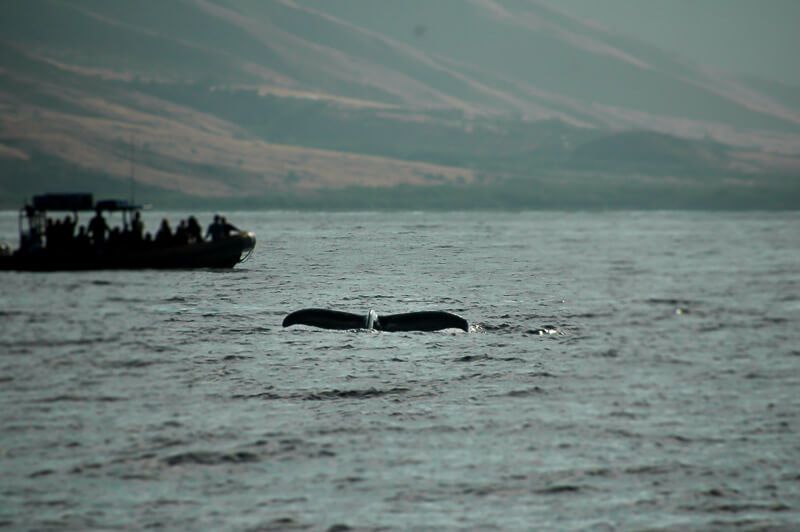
[129,134,136,206]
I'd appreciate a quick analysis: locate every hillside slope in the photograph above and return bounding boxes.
[0,0,798,207]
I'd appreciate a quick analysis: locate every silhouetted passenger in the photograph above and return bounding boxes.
[206,215,224,242]
[62,215,76,241]
[54,219,65,250]
[131,211,144,241]
[187,216,202,243]
[221,217,238,235]
[88,208,109,245]
[75,225,90,250]
[120,221,131,244]
[45,218,55,249]
[174,220,189,246]
[108,227,122,249]
[155,219,172,247]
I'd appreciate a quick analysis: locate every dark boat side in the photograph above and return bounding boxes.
[0,193,256,271]
[0,232,256,271]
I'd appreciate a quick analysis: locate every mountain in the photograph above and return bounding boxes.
[537,0,800,87]
[0,0,798,208]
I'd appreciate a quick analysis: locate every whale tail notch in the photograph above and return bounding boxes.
[282,308,468,332]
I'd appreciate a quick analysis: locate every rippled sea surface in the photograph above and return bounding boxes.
[1,210,799,531]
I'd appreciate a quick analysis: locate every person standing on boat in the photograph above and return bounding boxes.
[173,220,189,246]
[187,216,202,244]
[155,219,173,247]
[221,217,239,236]
[75,226,90,251]
[88,208,109,245]
[206,215,224,242]
[131,211,144,242]
[62,216,76,248]
[44,218,55,249]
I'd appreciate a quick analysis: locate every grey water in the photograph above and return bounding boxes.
[1,210,799,531]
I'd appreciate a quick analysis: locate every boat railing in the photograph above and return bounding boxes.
[5,193,256,269]
[238,231,257,263]
[16,194,146,252]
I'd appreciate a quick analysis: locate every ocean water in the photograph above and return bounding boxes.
[1,210,798,531]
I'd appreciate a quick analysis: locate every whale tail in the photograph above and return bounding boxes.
[378,311,469,332]
[282,308,366,330]
[282,308,468,332]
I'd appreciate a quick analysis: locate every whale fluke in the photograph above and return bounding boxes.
[282,308,367,330]
[282,308,468,332]
[379,311,469,332]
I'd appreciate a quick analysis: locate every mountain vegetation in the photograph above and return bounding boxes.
[1,0,798,208]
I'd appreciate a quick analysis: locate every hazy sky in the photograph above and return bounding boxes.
[540,0,800,85]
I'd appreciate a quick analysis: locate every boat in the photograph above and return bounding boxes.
[0,193,256,271]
